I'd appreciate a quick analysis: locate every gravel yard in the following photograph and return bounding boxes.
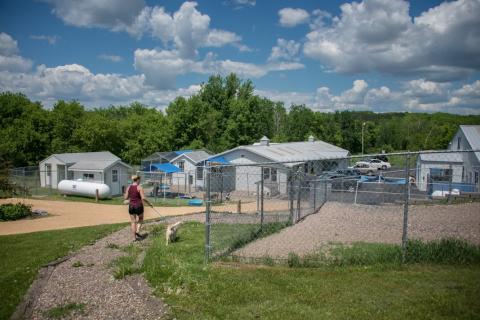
[234,201,480,259]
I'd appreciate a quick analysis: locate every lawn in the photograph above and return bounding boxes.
[0,223,127,319]
[143,222,480,320]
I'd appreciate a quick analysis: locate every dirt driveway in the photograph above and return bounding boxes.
[0,198,207,235]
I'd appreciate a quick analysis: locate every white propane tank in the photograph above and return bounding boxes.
[58,180,111,199]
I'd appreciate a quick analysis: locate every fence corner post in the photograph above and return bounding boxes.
[204,166,211,264]
[260,166,264,229]
[401,153,411,263]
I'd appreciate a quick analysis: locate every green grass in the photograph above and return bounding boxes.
[111,244,143,279]
[143,222,480,320]
[211,221,291,257]
[43,302,85,319]
[0,223,127,320]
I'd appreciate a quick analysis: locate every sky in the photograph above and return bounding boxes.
[0,0,479,114]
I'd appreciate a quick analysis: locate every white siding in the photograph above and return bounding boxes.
[39,156,66,189]
[416,160,463,191]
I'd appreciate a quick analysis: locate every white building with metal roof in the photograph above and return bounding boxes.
[206,136,349,196]
[416,125,480,192]
[170,150,212,192]
[39,151,131,196]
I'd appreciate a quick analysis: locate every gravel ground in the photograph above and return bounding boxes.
[15,214,204,320]
[234,202,480,259]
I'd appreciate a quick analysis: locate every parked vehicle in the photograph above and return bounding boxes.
[350,162,378,175]
[368,158,391,170]
[356,158,392,170]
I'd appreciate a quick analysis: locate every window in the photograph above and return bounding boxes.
[475,171,479,185]
[271,168,277,182]
[196,167,203,180]
[46,164,51,177]
[112,169,118,182]
[83,173,94,181]
[178,161,185,172]
[430,168,452,182]
[457,137,461,150]
[263,168,270,180]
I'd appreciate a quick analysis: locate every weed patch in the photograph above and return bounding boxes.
[43,302,85,319]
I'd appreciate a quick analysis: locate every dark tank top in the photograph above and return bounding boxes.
[128,184,142,208]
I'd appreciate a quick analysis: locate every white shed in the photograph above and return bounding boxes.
[170,150,212,191]
[39,151,131,196]
[415,125,480,193]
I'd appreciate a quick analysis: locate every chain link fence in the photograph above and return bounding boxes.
[204,150,480,263]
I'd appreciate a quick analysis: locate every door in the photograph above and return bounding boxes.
[111,169,120,195]
[57,165,65,184]
[45,164,51,186]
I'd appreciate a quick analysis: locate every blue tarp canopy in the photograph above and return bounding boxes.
[148,163,181,173]
[208,156,230,164]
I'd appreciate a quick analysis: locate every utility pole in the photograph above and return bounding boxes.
[362,122,366,155]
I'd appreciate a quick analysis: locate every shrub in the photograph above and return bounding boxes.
[0,203,32,221]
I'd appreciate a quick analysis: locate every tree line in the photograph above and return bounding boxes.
[1,73,479,168]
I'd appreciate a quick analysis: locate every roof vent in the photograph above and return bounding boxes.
[260,136,270,146]
[308,135,315,142]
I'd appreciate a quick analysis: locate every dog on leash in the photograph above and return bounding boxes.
[166,221,183,245]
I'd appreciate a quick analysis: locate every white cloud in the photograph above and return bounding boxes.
[42,0,145,29]
[134,48,304,89]
[0,33,20,56]
[278,8,310,27]
[44,1,247,56]
[303,0,480,81]
[98,54,123,62]
[268,39,301,62]
[30,35,59,45]
[0,62,200,109]
[256,79,480,114]
[0,33,33,72]
[224,0,256,9]
[333,79,369,106]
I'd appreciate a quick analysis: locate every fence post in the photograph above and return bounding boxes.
[204,166,211,264]
[324,177,328,204]
[402,153,411,263]
[260,166,264,229]
[447,163,453,203]
[313,179,316,212]
[296,175,301,222]
[289,174,294,224]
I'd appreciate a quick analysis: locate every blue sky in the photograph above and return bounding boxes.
[0,0,479,114]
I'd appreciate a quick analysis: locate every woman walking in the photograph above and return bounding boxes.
[124,175,153,241]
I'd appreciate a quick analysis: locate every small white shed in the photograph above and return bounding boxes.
[39,151,131,196]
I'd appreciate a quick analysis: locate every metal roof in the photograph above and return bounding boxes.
[50,151,119,164]
[418,152,464,163]
[142,152,171,161]
[172,150,212,163]
[215,140,349,166]
[460,125,480,161]
[68,159,131,171]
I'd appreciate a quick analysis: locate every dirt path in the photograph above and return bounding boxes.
[13,215,203,320]
[0,198,288,235]
[234,201,480,259]
[0,198,203,235]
